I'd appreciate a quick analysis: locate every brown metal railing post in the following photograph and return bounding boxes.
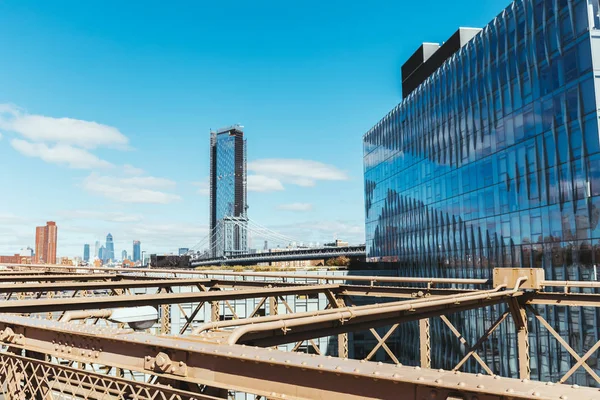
[419,318,431,368]
[509,299,530,380]
[211,301,220,322]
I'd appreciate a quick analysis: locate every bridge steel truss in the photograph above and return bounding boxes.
[190,245,366,266]
[0,265,599,399]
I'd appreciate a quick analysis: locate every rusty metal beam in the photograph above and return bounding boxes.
[0,278,213,293]
[0,351,217,400]
[227,286,522,346]
[3,264,492,286]
[0,274,121,282]
[0,284,339,313]
[0,315,595,400]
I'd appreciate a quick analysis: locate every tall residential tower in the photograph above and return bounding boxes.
[35,221,57,264]
[132,240,141,262]
[83,244,90,262]
[209,125,248,257]
[105,233,115,262]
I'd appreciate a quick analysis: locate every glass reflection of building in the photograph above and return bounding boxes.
[209,125,248,257]
[363,0,600,385]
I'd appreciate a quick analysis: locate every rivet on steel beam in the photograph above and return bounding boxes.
[532,392,540,397]
[477,384,484,389]
[435,379,442,383]
[458,382,465,387]
[335,366,341,370]
[360,360,366,363]
[559,396,568,399]
[571,384,579,389]
[475,373,482,378]
[377,361,383,366]
[506,389,514,393]
[415,366,421,370]
[354,368,360,373]
[546,382,554,386]
[269,358,275,361]
[417,377,424,381]
[438,368,444,372]
[317,364,323,368]
[493,375,500,380]
[522,379,529,383]
[373,371,380,376]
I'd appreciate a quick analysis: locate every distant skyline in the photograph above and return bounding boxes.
[0,0,509,256]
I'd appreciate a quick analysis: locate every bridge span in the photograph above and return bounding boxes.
[0,263,598,399]
[191,245,366,266]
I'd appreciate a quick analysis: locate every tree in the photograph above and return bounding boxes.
[325,256,351,267]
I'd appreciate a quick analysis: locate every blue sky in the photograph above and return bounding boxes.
[0,0,508,257]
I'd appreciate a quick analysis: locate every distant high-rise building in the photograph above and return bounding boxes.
[83,244,90,262]
[178,248,189,256]
[209,125,248,257]
[94,241,100,258]
[133,240,141,262]
[20,247,33,257]
[121,250,127,260]
[35,221,57,264]
[263,240,268,251]
[105,233,115,262]
[98,245,106,262]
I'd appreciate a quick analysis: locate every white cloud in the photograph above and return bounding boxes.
[248,159,348,188]
[247,175,285,192]
[0,132,3,140]
[10,139,113,169]
[82,173,181,204]
[118,176,176,189]
[192,179,210,196]
[123,164,144,176]
[0,104,129,149]
[277,203,313,212]
[57,210,143,223]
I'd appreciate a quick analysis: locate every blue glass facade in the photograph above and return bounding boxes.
[209,126,248,256]
[133,240,141,262]
[83,244,90,262]
[364,0,600,385]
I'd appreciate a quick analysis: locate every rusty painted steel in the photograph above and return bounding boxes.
[3,263,491,286]
[0,351,218,400]
[223,281,524,346]
[0,314,596,400]
[0,278,214,294]
[0,284,339,313]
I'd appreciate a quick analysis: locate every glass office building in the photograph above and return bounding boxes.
[364,0,600,385]
[209,125,248,257]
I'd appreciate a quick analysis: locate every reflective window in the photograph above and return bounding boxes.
[363,0,600,384]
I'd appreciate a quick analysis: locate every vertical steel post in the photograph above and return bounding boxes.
[336,296,349,358]
[269,296,278,316]
[160,304,170,335]
[419,318,431,369]
[211,301,220,322]
[509,299,530,380]
[516,307,530,379]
